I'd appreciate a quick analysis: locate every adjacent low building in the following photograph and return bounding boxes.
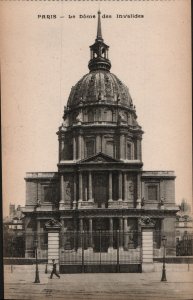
[3,204,25,257]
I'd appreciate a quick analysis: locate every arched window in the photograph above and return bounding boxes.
[83,110,88,122]
[106,141,114,157]
[103,109,113,122]
[96,109,101,122]
[112,110,116,122]
[106,110,113,122]
[123,112,128,122]
[88,110,94,122]
[86,140,95,157]
[127,143,132,159]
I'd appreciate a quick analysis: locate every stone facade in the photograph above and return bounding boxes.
[23,11,178,270]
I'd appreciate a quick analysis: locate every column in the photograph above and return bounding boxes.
[88,171,93,202]
[101,135,105,153]
[73,137,76,160]
[89,218,93,248]
[131,143,134,160]
[59,175,65,207]
[136,173,141,209]
[81,136,84,159]
[142,229,154,272]
[79,218,83,232]
[78,135,82,160]
[119,218,123,248]
[141,181,145,199]
[137,139,141,160]
[73,173,77,209]
[37,220,41,249]
[60,139,65,161]
[123,172,127,201]
[78,218,84,250]
[137,174,141,199]
[78,172,83,203]
[108,172,113,202]
[118,171,123,202]
[123,217,128,250]
[109,218,113,248]
[120,134,125,160]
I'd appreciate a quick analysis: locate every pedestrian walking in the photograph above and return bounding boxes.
[50,259,60,279]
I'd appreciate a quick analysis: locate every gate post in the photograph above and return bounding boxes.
[45,219,62,272]
[139,217,156,273]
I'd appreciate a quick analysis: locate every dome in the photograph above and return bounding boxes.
[67,11,134,110]
[67,70,133,108]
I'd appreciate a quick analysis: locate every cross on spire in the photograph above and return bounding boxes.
[96,10,103,42]
[88,11,111,72]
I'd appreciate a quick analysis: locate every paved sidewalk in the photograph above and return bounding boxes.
[4,265,193,300]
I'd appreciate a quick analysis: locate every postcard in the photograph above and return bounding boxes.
[1,1,192,299]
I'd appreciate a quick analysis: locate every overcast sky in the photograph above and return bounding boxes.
[1,1,192,216]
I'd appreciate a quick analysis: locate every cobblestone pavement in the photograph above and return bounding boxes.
[3,265,193,300]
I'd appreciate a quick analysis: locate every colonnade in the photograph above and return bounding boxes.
[59,134,141,161]
[61,216,133,250]
[60,171,141,206]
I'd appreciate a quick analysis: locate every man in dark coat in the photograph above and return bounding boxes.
[50,259,60,279]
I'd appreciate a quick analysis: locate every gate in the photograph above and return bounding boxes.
[59,230,142,273]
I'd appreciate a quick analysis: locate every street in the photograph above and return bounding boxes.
[4,264,193,300]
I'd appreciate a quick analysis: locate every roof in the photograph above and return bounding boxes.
[67,71,133,108]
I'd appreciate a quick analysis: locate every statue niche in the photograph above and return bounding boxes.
[127,176,135,202]
[64,175,73,204]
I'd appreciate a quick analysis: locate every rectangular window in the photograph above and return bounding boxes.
[43,186,54,202]
[148,185,158,200]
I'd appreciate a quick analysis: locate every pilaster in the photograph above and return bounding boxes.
[78,172,83,207]
[88,171,93,202]
[59,175,65,210]
[108,171,113,202]
[118,171,123,202]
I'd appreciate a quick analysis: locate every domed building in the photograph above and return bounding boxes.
[23,12,178,273]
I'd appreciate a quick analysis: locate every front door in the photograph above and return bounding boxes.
[93,218,109,252]
[93,173,108,208]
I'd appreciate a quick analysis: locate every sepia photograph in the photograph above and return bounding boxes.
[1,1,192,299]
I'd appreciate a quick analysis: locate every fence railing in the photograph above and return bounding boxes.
[176,235,193,256]
[59,230,142,268]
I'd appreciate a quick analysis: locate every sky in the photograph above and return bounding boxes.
[1,1,192,217]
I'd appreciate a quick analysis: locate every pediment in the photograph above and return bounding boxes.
[79,152,120,164]
[45,218,62,229]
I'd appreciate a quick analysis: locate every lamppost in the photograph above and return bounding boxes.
[11,236,13,273]
[34,198,41,283]
[34,237,40,283]
[161,235,167,282]
[34,175,41,283]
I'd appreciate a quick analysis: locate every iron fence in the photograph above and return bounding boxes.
[3,230,25,257]
[176,234,193,256]
[59,230,142,272]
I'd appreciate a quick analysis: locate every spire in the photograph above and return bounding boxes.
[88,11,111,72]
[96,10,103,42]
